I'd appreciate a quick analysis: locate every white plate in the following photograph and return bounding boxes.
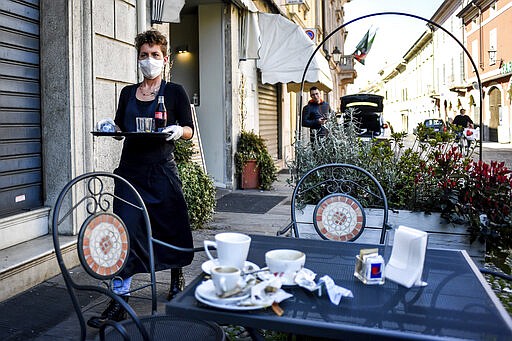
[258,268,312,286]
[195,289,270,311]
[201,259,260,275]
[195,280,250,304]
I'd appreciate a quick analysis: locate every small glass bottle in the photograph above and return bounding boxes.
[154,96,167,132]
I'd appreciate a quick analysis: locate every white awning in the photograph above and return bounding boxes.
[152,0,185,23]
[240,11,260,60]
[256,13,333,92]
[239,0,258,12]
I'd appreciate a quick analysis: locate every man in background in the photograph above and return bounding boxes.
[301,86,332,142]
[453,108,473,129]
[452,108,475,154]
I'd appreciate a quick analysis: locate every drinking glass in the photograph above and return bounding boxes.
[136,117,155,132]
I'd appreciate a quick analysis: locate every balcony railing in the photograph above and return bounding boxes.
[338,55,355,71]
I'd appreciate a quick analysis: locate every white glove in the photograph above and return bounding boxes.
[162,125,184,141]
[96,118,116,132]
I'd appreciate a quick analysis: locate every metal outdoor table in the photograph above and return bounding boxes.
[166,235,512,340]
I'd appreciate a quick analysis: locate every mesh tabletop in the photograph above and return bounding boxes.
[167,235,512,340]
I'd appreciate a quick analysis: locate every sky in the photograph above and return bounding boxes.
[343,0,445,92]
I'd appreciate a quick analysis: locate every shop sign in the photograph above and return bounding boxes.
[501,60,512,75]
[285,0,305,3]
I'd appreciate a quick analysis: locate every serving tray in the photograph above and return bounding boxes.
[91,131,169,138]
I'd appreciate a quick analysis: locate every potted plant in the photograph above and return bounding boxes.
[235,130,277,190]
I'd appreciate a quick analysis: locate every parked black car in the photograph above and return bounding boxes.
[340,94,388,139]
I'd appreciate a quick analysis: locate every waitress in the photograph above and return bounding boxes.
[88,29,194,328]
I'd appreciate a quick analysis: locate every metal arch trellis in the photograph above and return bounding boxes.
[297,11,484,161]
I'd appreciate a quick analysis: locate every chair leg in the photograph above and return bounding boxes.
[246,327,265,341]
[87,296,129,328]
[167,267,185,301]
[277,222,293,236]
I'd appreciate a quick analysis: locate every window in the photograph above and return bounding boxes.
[489,28,497,66]
[471,40,479,70]
[490,1,497,16]
[460,52,465,81]
[450,57,455,83]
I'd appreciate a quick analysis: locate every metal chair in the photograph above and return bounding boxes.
[479,268,512,281]
[277,163,390,244]
[51,172,224,341]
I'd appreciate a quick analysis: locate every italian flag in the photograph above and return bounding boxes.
[353,28,377,65]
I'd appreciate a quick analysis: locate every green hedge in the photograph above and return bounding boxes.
[175,140,216,230]
[289,113,512,273]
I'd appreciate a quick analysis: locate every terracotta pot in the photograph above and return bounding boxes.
[241,160,260,189]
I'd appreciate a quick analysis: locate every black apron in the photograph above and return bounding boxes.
[114,81,193,277]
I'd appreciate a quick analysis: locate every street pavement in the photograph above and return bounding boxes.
[480,141,512,168]
[0,141,510,340]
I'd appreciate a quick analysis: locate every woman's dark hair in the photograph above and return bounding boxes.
[135,29,168,56]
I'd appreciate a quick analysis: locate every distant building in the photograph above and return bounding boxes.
[356,0,512,139]
[457,0,512,143]
[378,31,435,134]
[431,0,467,124]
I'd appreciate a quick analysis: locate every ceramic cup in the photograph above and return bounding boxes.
[210,266,241,296]
[204,232,251,270]
[265,249,306,283]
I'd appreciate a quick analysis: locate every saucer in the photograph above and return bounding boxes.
[195,280,250,304]
[194,290,270,311]
[201,259,260,275]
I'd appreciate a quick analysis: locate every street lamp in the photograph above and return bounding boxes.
[331,46,342,64]
[326,46,342,69]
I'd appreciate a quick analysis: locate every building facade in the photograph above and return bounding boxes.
[457,0,512,143]
[431,0,467,124]
[377,31,435,133]
[359,0,511,139]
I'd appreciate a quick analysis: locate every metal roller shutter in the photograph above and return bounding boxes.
[257,77,281,160]
[0,0,42,217]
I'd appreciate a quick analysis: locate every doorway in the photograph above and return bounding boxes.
[488,87,501,142]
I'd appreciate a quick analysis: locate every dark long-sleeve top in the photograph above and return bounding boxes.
[114,81,193,163]
[302,100,331,137]
[452,114,473,128]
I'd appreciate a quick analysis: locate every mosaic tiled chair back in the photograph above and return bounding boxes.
[278,163,390,244]
[51,172,223,341]
[51,172,150,339]
[53,173,140,281]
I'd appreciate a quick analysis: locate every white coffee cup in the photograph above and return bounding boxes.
[211,266,241,296]
[204,232,251,270]
[265,249,306,282]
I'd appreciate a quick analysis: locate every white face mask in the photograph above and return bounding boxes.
[138,57,164,79]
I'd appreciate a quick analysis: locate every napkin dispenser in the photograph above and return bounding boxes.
[354,248,385,285]
[385,225,428,288]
